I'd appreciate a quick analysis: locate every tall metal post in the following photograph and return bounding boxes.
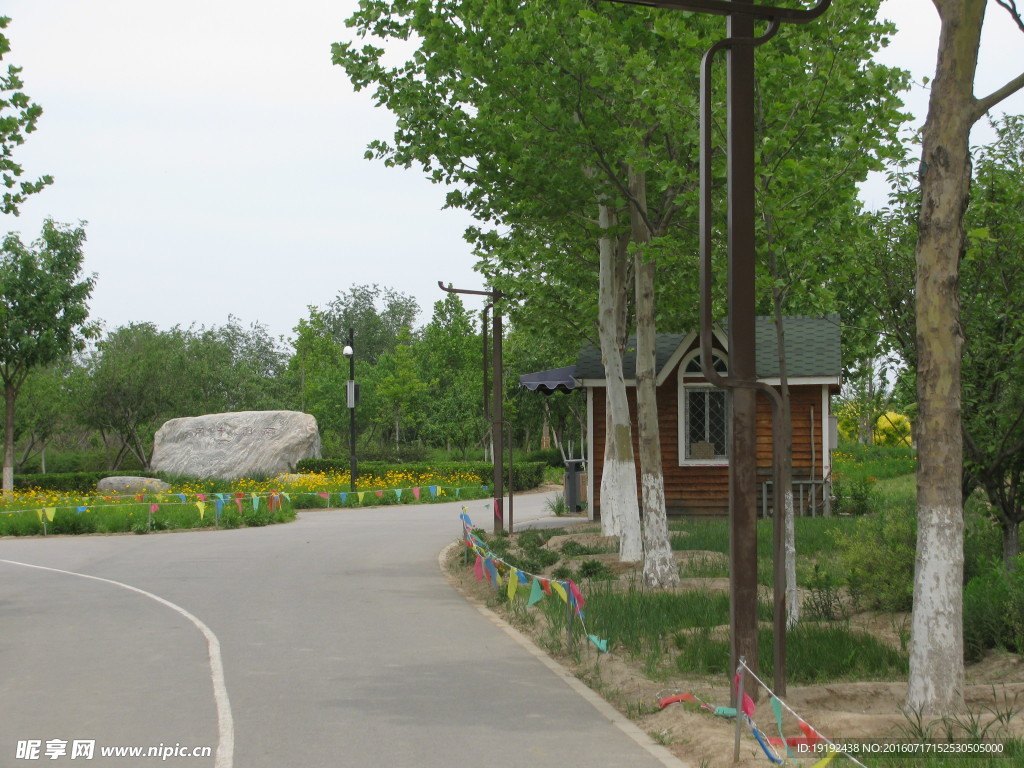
[600,0,831,702]
[346,327,357,493]
[439,282,506,534]
[725,3,760,696]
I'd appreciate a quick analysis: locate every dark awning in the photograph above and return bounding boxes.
[519,365,578,395]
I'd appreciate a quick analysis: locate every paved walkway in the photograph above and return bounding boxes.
[0,494,687,767]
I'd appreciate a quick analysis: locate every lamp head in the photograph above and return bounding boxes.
[342,345,353,358]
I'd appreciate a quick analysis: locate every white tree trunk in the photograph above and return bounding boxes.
[784,489,799,627]
[596,200,641,562]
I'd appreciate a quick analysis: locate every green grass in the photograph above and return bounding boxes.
[673,623,908,683]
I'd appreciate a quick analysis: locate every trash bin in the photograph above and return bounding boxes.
[564,459,585,513]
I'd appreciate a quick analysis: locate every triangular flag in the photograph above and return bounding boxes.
[551,581,568,603]
[176,493,186,503]
[76,506,87,514]
[587,635,608,653]
[35,509,43,521]
[567,579,586,610]
[340,492,347,504]
[215,498,224,517]
[44,507,56,522]
[251,494,260,511]
[540,579,552,596]
[412,487,421,500]
[429,485,438,497]
[517,570,528,584]
[150,503,159,514]
[376,490,383,498]
[318,492,329,499]
[459,512,472,527]
[357,492,365,503]
[507,569,519,600]
[454,487,460,498]
[809,748,838,768]
[396,488,403,500]
[196,502,206,520]
[528,579,544,606]
[473,555,484,580]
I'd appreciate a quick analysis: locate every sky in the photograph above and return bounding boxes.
[2,1,1022,344]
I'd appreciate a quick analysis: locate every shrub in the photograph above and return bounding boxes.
[294,459,546,491]
[963,561,1012,662]
[834,501,916,611]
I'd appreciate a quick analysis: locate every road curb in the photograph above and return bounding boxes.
[438,541,694,768]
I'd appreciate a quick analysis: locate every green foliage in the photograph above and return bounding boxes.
[963,556,1024,662]
[834,502,916,612]
[0,16,53,214]
[802,564,848,622]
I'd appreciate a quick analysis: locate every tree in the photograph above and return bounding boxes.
[322,285,420,365]
[0,16,52,216]
[419,294,483,459]
[960,114,1024,569]
[0,220,94,492]
[908,0,1024,717]
[78,323,189,469]
[372,328,428,458]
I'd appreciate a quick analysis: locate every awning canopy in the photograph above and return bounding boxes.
[518,365,578,395]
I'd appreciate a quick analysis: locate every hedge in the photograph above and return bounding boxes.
[294,459,546,492]
[13,472,165,493]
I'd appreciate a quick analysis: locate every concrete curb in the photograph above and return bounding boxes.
[439,541,694,768]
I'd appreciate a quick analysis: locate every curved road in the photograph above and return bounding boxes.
[0,494,686,767]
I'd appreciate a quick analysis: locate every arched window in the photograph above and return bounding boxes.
[678,350,729,463]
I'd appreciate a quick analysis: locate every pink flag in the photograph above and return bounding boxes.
[473,555,484,580]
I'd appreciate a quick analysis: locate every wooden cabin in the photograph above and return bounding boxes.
[571,315,841,518]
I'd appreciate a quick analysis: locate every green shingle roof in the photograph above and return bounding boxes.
[574,315,840,382]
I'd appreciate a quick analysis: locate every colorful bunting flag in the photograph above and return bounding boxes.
[587,635,608,653]
[551,581,568,603]
[44,507,55,522]
[412,487,421,500]
[429,485,438,498]
[196,502,206,520]
[473,555,484,581]
[528,579,544,606]
[506,568,518,600]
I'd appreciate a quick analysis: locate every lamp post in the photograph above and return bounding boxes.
[439,281,504,534]
[343,329,357,493]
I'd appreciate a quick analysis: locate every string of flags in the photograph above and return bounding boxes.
[1,484,490,521]
[660,660,868,767]
[460,509,608,654]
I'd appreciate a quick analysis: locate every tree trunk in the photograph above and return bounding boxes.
[907,0,986,717]
[629,167,678,588]
[3,383,15,499]
[1004,520,1020,570]
[596,201,641,561]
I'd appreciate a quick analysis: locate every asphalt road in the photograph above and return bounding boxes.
[0,494,686,768]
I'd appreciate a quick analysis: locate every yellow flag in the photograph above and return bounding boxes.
[551,581,568,603]
[810,748,837,768]
[196,502,206,520]
[44,507,56,521]
[35,509,43,521]
[507,569,518,600]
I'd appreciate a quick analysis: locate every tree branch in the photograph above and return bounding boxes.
[995,0,1024,33]
[973,68,1024,122]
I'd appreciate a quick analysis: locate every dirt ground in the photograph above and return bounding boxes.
[444,528,1024,768]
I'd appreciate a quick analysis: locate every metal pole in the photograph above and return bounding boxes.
[726,3,760,699]
[438,282,505,534]
[348,327,357,493]
[492,294,504,532]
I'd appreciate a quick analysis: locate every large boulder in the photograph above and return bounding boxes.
[97,476,171,495]
[151,411,321,480]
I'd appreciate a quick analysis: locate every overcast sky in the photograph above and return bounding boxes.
[2,1,1022,343]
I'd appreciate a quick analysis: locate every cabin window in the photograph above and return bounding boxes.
[679,350,729,463]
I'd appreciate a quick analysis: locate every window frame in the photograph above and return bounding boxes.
[678,350,730,466]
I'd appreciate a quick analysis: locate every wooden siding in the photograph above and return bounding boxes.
[590,368,827,517]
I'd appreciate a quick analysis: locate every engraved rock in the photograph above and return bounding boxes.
[151,411,321,480]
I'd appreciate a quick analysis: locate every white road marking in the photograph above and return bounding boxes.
[1,559,234,768]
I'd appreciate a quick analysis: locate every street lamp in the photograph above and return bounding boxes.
[343,329,357,493]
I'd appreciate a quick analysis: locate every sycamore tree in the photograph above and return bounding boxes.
[0,220,94,492]
[0,16,52,216]
[907,0,1024,717]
